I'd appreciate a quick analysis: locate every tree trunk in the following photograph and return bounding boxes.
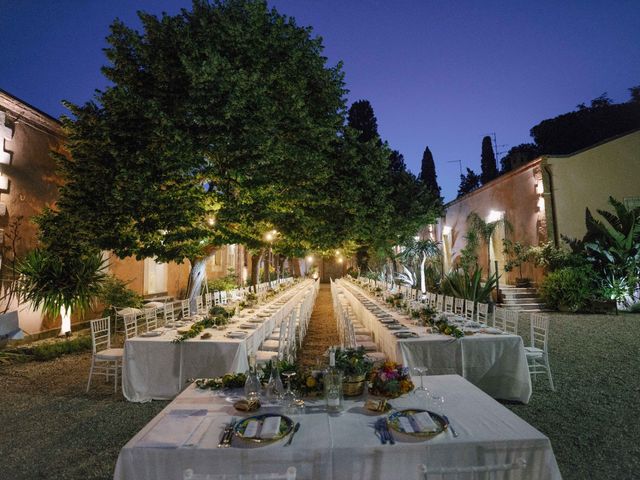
[264,248,271,286]
[290,257,301,277]
[277,255,286,281]
[60,305,71,336]
[186,256,209,313]
[250,252,263,289]
[420,253,427,295]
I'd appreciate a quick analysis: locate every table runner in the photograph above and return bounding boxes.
[114,375,561,480]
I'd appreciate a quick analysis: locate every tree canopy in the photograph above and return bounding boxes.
[457,168,481,198]
[38,0,441,290]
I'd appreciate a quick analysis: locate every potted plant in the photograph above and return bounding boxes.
[502,239,533,287]
[334,347,373,396]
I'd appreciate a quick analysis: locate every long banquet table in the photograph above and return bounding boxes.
[122,280,314,402]
[114,374,561,480]
[336,279,532,404]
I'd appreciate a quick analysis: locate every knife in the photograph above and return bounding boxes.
[284,422,301,446]
[443,415,458,437]
[217,418,237,448]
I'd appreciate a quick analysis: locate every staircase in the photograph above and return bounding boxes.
[499,285,547,312]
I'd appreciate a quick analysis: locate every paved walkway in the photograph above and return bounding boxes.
[297,284,340,368]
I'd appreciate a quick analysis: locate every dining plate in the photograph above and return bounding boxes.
[394,330,418,338]
[387,409,447,439]
[480,327,502,334]
[379,318,396,324]
[226,331,248,338]
[386,324,403,330]
[239,323,258,330]
[234,413,294,444]
[256,313,271,318]
[140,331,163,337]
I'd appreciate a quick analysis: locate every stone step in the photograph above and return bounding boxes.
[501,303,547,310]
[501,293,540,301]
[499,287,538,294]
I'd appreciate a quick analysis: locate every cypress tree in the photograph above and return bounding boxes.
[480,136,499,184]
[347,100,379,143]
[419,146,441,197]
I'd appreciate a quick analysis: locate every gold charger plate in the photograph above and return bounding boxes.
[234,413,294,444]
[387,409,448,439]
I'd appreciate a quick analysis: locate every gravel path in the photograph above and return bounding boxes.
[297,284,340,368]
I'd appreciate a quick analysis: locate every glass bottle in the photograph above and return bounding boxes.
[324,347,343,412]
[244,354,261,402]
[266,356,285,403]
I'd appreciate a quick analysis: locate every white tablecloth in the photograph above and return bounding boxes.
[337,280,532,403]
[114,375,561,480]
[122,281,314,402]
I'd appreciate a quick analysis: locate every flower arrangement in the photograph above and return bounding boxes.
[368,361,414,398]
[414,305,437,326]
[334,347,373,378]
[434,314,465,338]
[172,305,235,342]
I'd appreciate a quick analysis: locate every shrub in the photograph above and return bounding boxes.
[529,242,583,272]
[98,275,143,317]
[540,266,599,312]
[26,336,92,361]
[208,269,239,292]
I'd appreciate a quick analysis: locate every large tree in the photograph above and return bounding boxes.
[45,0,348,303]
[500,143,541,173]
[419,146,441,197]
[480,136,499,185]
[457,168,481,198]
[347,99,379,143]
[531,89,640,154]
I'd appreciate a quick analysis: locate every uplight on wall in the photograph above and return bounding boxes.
[0,175,8,191]
[442,225,452,235]
[486,210,504,223]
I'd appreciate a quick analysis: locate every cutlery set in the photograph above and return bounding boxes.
[374,418,395,445]
[218,418,301,448]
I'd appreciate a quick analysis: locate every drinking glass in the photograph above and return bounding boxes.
[431,394,445,415]
[281,371,298,411]
[266,359,285,404]
[243,367,261,402]
[412,367,429,394]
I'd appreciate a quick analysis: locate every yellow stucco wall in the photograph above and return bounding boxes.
[547,129,640,241]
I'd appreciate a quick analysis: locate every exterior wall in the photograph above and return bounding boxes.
[0,92,65,334]
[546,129,640,242]
[437,160,548,286]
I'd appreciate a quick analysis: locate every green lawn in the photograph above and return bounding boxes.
[506,312,640,480]
[1,312,638,479]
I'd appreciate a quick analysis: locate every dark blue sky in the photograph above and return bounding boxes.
[1,1,639,201]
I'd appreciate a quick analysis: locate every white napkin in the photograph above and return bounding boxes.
[412,412,439,432]
[259,416,282,439]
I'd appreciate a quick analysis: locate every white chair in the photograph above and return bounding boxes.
[204,292,213,311]
[503,309,519,335]
[435,295,444,312]
[123,314,139,339]
[196,295,206,315]
[144,307,158,331]
[526,314,555,391]
[444,296,454,313]
[86,317,123,393]
[220,290,228,305]
[454,297,465,316]
[464,301,475,321]
[180,299,190,319]
[164,302,177,324]
[476,302,489,324]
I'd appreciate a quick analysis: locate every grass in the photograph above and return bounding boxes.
[505,312,640,480]
[0,312,638,479]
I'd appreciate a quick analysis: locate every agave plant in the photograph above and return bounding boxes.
[16,249,107,335]
[440,268,499,304]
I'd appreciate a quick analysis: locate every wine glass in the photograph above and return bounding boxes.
[412,367,429,395]
[266,358,285,404]
[281,371,298,412]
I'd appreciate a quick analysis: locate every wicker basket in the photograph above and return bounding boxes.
[342,374,367,397]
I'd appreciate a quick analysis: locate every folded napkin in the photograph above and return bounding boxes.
[398,412,439,433]
[243,416,281,439]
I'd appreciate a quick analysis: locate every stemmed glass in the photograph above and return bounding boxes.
[281,371,298,412]
[412,367,429,395]
[431,394,445,415]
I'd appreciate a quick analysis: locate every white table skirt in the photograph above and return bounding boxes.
[114,375,561,480]
[122,281,314,402]
[337,280,532,404]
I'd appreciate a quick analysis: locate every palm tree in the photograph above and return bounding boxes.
[466,212,512,276]
[16,250,107,335]
[396,238,441,294]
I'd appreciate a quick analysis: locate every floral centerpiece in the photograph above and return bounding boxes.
[434,314,465,338]
[368,361,414,398]
[172,305,235,343]
[334,347,373,396]
[412,304,437,326]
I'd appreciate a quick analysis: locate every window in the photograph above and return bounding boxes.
[144,257,167,295]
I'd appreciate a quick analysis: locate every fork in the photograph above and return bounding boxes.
[217,417,237,448]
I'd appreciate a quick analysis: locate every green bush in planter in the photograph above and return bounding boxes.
[540,266,600,312]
